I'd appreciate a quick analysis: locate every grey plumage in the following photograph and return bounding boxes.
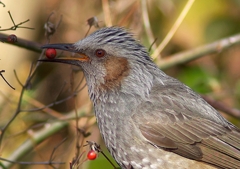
[41,27,240,169]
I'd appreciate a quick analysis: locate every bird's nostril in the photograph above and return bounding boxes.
[66,45,73,50]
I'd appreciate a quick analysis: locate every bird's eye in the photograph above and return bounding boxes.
[95,49,106,58]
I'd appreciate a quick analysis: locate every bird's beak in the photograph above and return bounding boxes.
[39,43,89,66]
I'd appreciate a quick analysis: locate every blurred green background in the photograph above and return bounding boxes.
[1,0,240,168]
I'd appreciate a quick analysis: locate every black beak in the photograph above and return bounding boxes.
[39,43,89,66]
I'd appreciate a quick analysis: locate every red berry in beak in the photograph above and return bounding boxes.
[45,48,56,59]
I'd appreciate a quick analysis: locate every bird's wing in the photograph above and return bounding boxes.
[132,79,240,169]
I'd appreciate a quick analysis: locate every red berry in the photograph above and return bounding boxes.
[7,34,17,43]
[87,150,97,160]
[45,48,56,59]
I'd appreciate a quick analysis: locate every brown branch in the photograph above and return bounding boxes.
[0,33,41,53]
[202,95,240,119]
[0,1,5,7]
[0,70,15,90]
[49,137,67,162]
[0,11,34,31]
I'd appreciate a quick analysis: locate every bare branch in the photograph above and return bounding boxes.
[102,0,112,26]
[49,137,68,162]
[0,33,41,53]
[202,95,240,119]
[157,33,240,69]
[0,11,34,31]
[0,1,6,7]
[0,70,15,90]
[141,0,157,51]
[13,69,24,87]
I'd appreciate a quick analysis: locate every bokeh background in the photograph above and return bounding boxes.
[1,0,240,168]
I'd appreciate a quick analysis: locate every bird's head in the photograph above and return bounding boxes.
[41,27,157,99]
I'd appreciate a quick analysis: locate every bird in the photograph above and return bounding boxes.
[41,27,240,169]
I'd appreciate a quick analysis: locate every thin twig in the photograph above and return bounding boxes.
[100,151,118,169]
[102,0,112,26]
[25,51,44,84]
[85,25,92,38]
[49,137,68,162]
[74,98,80,167]
[75,75,85,90]
[21,92,77,113]
[0,11,34,31]
[141,0,157,51]
[25,62,35,88]
[152,0,195,59]
[13,69,24,87]
[8,11,16,26]
[148,38,158,52]
[55,15,63,30]
[54,82,67,101]
[0,70,15,90]
[0,1,6,7]
[20,96,63,118]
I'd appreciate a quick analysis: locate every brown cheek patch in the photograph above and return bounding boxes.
[100,56,130,90]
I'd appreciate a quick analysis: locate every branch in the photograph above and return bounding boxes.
[141,0,157,51]
[0,33,41,53]
[157,33,240,69]
[0,70,15,90]
[102,0,112,26]
[202,95,240,119]
[0,1,5,7]
[0,11,34,31]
